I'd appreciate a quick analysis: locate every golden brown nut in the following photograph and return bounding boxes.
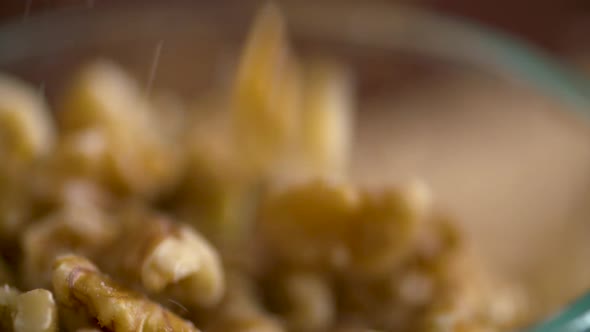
[0,74,52,240]
[0,260,13,285]
[335,213,468,331]
[207,271,285,332]
[232,3,302,174]
[181,112,258,249]
[0,286,58,332]
[0,285,19,331]
[59,60,182,196]
[345,181,430,279]
[300,60,354,180]
[49,129,110,183]
[109,211,225,309]
[425,259,528,332]
[259,179,430,278]
[267,271,335,332]
[0,74,56,173]
[58,60,153,134]
[259,180,359,270]
[21,200,118,289]
[0,177,31,245]
[52,255,200,332]
[13,289,58,332]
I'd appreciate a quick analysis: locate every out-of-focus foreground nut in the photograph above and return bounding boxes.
[0,74,54,242]
[345,182,429,279]
[52,255,200,332]
[0,286,57,332]
[0,75,55,171]
[21,200,117,289]
[59,60,182,196]
[268,271,335,332]
[207,271,285,332]
[259,180,359,270]
[0,179,30,244]
[182,113,257,249]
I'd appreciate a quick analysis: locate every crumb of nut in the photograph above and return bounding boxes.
[1,286,58,332]
[13,289,58,332]
[52,255,200,332]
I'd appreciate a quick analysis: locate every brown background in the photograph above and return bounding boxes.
[1,0,589,57]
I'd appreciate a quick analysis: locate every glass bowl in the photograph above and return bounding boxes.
[1,0,590,325]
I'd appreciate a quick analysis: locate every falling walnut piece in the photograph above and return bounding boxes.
[232,3,302,175]
[300,60,354,181]
[52,255,200,332]
[0,285,58,332]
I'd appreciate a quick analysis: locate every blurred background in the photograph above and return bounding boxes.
[1,0,590,60]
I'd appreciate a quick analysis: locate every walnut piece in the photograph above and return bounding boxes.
[232,3,302,174]
[58,60,182,196]
[0,74,56,171]
[52,255,200,332]
[0,285,58,332]
[21,200,117,289]
[107,211,225,309]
